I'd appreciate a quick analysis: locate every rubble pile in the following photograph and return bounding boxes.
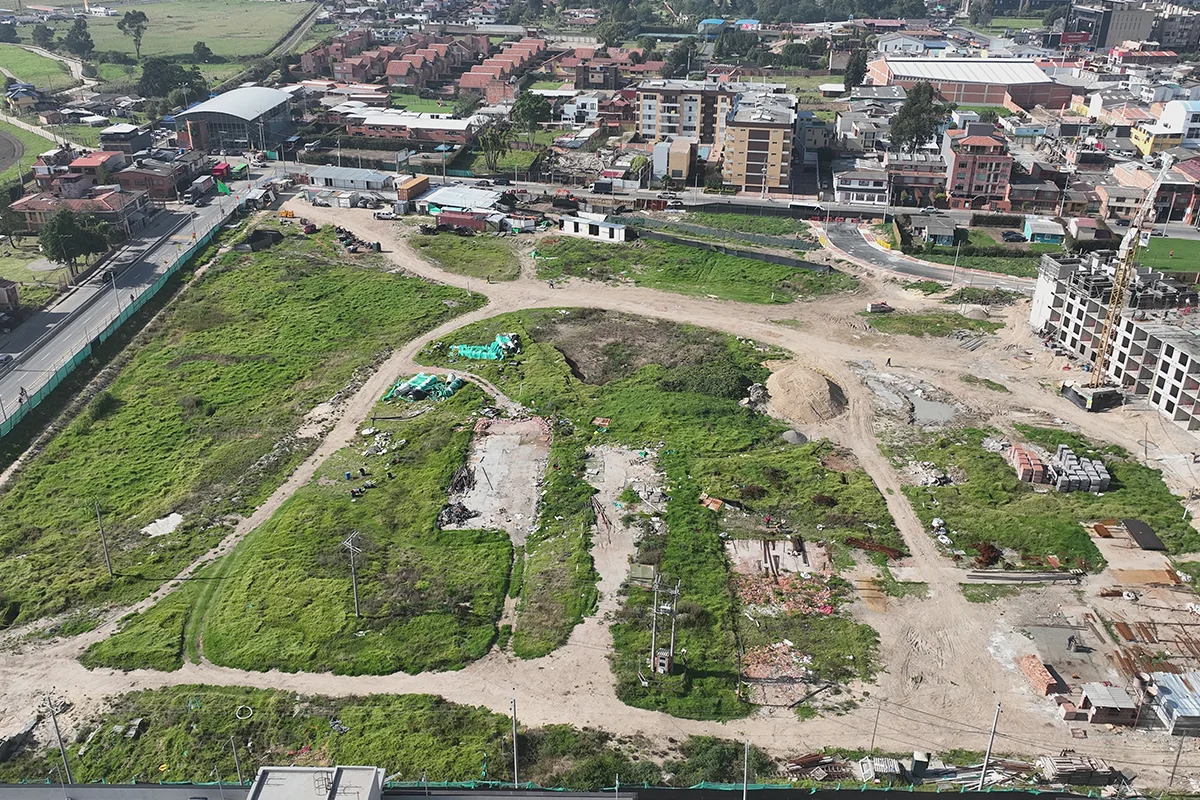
[734,573,834,615]
[437,502,478,528]
[742,642,812,680]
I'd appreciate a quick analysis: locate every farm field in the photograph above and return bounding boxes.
[0,44,75,91]
[0,685,771,788]
[0,222,482,627]
[532,237,857,304]
[896,425,1195,570]
[48,0,312,59]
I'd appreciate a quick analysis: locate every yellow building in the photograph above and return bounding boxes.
[1131,122,1184,156]
[721,91,796,194]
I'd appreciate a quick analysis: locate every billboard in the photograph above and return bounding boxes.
[1060,31,1091,45]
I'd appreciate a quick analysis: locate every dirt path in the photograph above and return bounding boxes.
[4,202,1200,781]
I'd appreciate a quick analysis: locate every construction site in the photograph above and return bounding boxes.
[12,184,1200,796]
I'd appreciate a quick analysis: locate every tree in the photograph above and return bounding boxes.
[595,18,625,47]
[663,37,697,79]
[117,10,149,60]
[193,41,213,62]
[139,57,207,99]
[968,0,993,25]
[279,58,293,84]
[0,24,18,44]
[454,92,482,117]
[889,81,951,153]
[31,24,52,49]
[1042,3,1068,25]
[511,91,550,144]
[39,210,107,276]
[0,206,26,246]
[63,18,94,58]
[977,108,1000,123]
[477,122,511,173]
[844,50,868,89]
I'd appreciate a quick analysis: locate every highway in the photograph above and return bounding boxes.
[0,186,245,430]
[822,221,1037,293]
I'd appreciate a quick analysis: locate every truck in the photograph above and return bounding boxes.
[184,175,215,204]
[589,180,613,194]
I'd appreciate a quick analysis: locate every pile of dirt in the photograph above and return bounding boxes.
[765,363,848,425]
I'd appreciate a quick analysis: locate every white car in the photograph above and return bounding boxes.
[0,354,13,366]
[373,211,398,220]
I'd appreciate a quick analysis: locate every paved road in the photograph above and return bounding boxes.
[0,188,245,427]
[823,221,1037,294]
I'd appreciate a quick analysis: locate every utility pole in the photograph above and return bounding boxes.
[741,739,749,800]
[511,693,519,789]
[42,695,73,785]
[977,702,1001,791]
[229,736,243,784]
[869,699,882,751]
[341,531,362,618]
[1166,732,1187,792]
[94,500,112,578]
[647,576,682,674]
[649,576,659,672]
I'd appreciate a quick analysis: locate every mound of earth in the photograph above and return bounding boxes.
[765,363,848,425]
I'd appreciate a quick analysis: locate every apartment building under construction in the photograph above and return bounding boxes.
[1030,251,1200,430]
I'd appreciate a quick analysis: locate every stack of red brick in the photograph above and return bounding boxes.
[1008,445,1047,484]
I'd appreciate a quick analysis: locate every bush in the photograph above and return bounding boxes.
[659,356,754,399]
[970,213,1022,227]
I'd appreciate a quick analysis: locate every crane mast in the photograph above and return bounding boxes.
[1089,163,1173,388]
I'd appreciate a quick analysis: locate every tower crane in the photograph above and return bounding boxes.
[1089,162,1174,389]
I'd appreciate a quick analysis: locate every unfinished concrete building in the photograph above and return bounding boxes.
[1030,252,1200,430]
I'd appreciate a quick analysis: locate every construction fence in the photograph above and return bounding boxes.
[0,223,222,439]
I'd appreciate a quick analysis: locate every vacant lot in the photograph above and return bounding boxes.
[49,0,311,59]
[863,311,1003,337]
[1139,236,1200,271]
[411,230,520,280]
[898,426,1195,570]
[0,44,75,91]
[421,308,894,719]
[534,237,856,304]
[0,686,769,788]
[0,224,482,626]
[684,212,810,238]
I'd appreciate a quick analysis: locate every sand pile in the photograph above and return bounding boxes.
[765,363,848,425]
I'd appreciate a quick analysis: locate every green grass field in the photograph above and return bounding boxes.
[0,686,769,788]
[899,426,1197,570]
[0,118,57,186]
[968,15,1045,35]
[533,237,856,304]
[684,212,810,238]
[0,223,483,628]
[412,230,520,280]
[863,311,1003,337]
[418,308,897,719]
[49,0,312,59]
[391,93,454,113]
[0,44,75,91]
[1138,236,1200,271]
[457,148,538,174]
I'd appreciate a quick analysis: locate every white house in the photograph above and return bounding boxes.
[834,170,888,205]
[877,32,928,54]
[1158,100,1200,147]
[558,216,630,242]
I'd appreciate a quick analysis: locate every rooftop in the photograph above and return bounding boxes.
[70,151,122,168]
[346,109,479,131]
[881,57,1053,85]
[310,165,392,183]
[176,86,291,122]
[1081,682,1138,710]
[1152,671,1200,720]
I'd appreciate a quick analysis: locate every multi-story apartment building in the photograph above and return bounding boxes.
[884,151,946,207]
[1030,251,1200,431]
[1066,0,1155,48]
[941,122,1013,211]
[721,91,795,194]
[635,80,786,143]
[1152,3,1200,50]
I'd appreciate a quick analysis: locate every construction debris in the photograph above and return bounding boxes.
[742,642,812,680]
[1036,751,1117,786]
[450,333,521,361]
[437,502,478,528]
[734,572,834,615]
[739,382,769,410]
[384,373,466,402]
[785,753,853,781]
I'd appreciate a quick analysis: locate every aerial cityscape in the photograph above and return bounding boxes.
[3,0,1200,796]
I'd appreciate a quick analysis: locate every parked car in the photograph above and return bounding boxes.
[666,200,685,209]
[922,206,940,213]
[0,354,13,366]
[1151,228,1168,236]
[374,211,398,220]
[658,192,678,199]
[493,177,513,186]
[475,179,492,187]
[1001,230,1026,242]
[1114,218,1131,227]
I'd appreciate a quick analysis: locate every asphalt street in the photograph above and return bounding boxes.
[823,221,1036,293]
[0,187,244,427]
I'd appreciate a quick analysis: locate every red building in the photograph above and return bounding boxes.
[941,123,1014,211]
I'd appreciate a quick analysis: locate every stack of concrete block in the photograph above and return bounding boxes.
[1051,445,1111,493]
[1008,445,1048,484]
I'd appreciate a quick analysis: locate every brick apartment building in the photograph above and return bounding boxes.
[941,122,1014,210]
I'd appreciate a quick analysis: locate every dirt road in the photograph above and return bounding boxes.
[4,202,1200,783]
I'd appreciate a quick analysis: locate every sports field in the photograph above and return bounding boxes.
[1138,236,1200,271]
